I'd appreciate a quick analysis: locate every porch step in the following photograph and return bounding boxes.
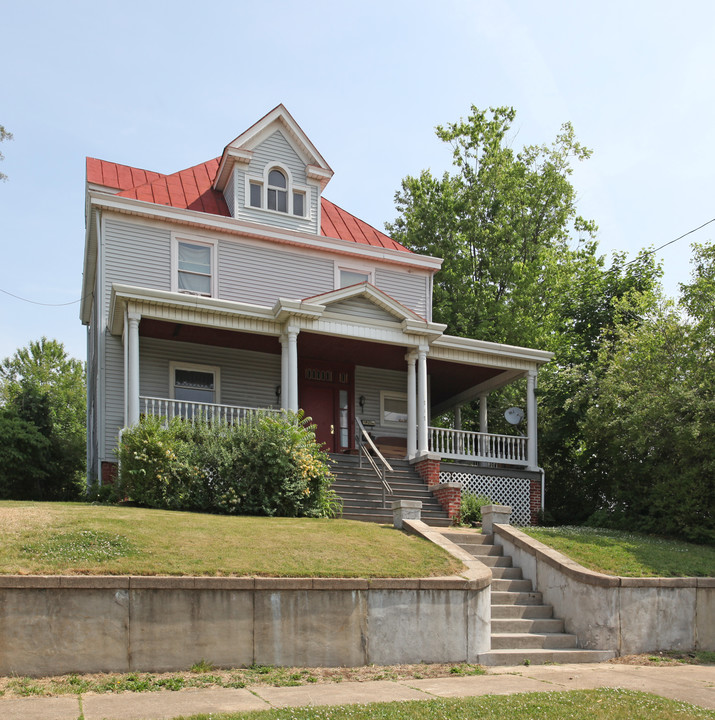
[329,454,450,526]
[491,632,578,649]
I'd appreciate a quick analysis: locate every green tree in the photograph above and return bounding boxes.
[387,106,663,524]
[0,338,86,499]
[0,124,12,182]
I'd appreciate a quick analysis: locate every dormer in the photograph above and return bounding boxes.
[213,105,333,236]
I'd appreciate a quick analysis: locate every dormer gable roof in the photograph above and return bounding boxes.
[213,104,334,192]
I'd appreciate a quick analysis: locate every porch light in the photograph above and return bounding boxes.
[275,385,282,402]
[359,395,366,411]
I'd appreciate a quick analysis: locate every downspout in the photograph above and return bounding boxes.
[96,207,104,485]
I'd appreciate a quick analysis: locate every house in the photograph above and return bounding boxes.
[81,105,553,523]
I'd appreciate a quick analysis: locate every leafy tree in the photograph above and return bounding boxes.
[0,124,12,182]
[0,338,86,499]
[388,106,664,525]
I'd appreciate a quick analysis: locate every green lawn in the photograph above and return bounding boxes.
[0,501,461,577]
[172,690,714,720]
[521,525,715,577]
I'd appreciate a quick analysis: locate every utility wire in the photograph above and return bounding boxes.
[624,217,715,266]
[0,287,91,307]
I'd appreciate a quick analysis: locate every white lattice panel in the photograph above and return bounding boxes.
[441,472,531,526]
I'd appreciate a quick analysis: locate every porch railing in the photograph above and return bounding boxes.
[428,426,528,466]
[140,396,279,425]
[356,416,393,508]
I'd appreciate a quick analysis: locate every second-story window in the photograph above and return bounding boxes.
[267,169,287,213]
[177,241,212,296]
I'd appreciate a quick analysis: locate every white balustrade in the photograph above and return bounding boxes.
[140,396,279,425]
[428,426,528,466]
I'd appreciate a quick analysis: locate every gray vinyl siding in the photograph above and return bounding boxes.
[328,297,398,323]
[218,241,334,304]
[223,167,236,218]
[140,338,281,409]
[236,130,319,235]
[355,366,409,439]
[103,332,125,460]
[374,269,429,320]
[103,218,171,309]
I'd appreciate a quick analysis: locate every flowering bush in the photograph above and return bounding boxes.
[116,411,340,518]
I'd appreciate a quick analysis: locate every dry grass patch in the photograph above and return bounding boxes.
[0,501,462,578]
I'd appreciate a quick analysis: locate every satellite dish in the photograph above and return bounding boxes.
[505,407,524,425]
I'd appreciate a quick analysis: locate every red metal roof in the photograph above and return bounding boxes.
[86,157,410,252]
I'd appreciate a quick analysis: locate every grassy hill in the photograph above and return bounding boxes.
[0,501,462,578]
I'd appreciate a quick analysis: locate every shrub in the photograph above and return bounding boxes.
[117,411,340,518]
[459,492,491,526]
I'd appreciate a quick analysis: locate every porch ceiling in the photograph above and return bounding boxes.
[139,321,514,408]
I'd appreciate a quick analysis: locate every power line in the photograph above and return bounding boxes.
[0,287,88,307]
[624,217,715,266]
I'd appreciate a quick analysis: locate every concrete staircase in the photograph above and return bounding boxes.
[442,531,615,665]
[329,454,451,526]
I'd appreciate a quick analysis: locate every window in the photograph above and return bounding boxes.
[170,362,220,404]
[246,166,308,217]
[336,265,373,289]
[380,391,408,426]
[172,236,216,297]
[177,241,212,296]
[267,169,287,212]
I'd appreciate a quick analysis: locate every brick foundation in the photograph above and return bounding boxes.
[101,461,118,486]
[530,478,542,525]
[431,484,461,520]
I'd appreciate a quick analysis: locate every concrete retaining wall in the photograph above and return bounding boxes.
[0,575,490,677]
[493,524,715,655]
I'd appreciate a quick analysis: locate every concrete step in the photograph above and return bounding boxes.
[491,632,578,650]
[474,555,512,568]
[490,567,523,580]
[460,544,504,557]
[492,591,543,605]
[491,604,554,619]
[340,512,451,527]
[441,532,493,545]
[477,649,616,666]
[492,618,564,633]
[491,578,533,592]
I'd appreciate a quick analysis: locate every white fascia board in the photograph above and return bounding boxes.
[80,204,99,325]
[431,334,554,365]
[214,148,254,191]
[431,370,525,416]
[109,284,277,336]
[272,298,325,323]
[89,192,443,272]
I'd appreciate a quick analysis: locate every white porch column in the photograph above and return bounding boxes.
[287,326,299,413]
[126,309,141,426]
[479,393,488,434]
[526,369,538,470]
[280,335,289,411]
[417,345,429,454]
[454,405,462,430]
[406,351,417,457]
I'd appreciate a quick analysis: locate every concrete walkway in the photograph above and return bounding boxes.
[2,663,714,719]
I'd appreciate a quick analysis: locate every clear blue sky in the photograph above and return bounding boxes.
[1,0,713,362]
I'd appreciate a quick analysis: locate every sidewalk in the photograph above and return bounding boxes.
[2,663,714,719]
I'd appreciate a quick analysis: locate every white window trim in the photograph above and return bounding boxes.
[171,233,218,298]
[380,390,408,428]
[243,163,311,220]
[335,262,375,289]
[169,361,221,404]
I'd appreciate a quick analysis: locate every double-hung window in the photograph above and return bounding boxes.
[173,237,215,297]
[170,362,219,404]
[380,391,408,426]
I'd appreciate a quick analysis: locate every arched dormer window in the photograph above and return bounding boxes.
[267,168,287,212]
[248,165,307,218]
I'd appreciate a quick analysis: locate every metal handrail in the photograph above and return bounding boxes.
[356,416,393,507]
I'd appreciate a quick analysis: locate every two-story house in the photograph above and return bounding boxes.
[81,105,552,524]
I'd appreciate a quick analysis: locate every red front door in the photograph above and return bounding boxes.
[299,361,354,453]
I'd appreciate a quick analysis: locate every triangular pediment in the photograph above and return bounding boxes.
[214,104,333,191]
[305,283,426,324]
